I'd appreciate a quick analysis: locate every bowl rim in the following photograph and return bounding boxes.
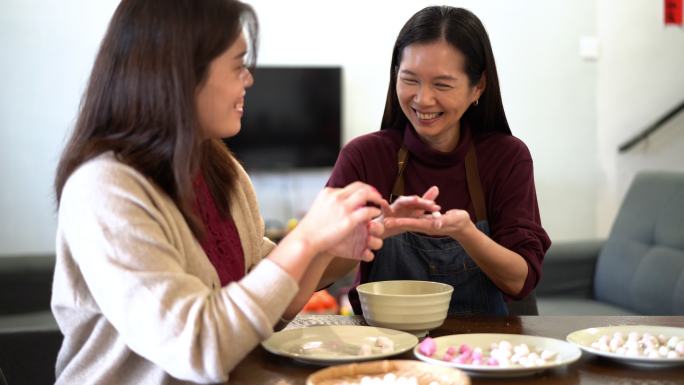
[306,359,470,385]
[356,280,454,298]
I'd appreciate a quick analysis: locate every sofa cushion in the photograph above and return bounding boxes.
[537,297,639,315]
[0,255,55,315]
[535,240,604,298]
[0,328,62,385]
[0,311,57,332]
[594,172,684,314]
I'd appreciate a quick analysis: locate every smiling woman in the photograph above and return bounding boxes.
[50,0,388,384]
[196,33,254,140]
[396,41,485,152]
[325,6,551,317]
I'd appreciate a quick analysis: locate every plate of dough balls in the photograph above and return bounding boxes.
[413,333,581,377]
[307,359,470,385]
[262,325,418,365]
[566,325,684,368]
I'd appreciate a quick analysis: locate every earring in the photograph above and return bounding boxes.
[473,99,479,107]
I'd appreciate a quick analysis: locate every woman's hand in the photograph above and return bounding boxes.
[326,219,384,262]
[291,182,386,259]
[378,186,441,238]
[383,208,474,240]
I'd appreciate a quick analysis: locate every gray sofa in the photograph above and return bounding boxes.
[537,171,684,315]
[0,255,61,384]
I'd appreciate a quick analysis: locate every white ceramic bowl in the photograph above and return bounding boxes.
[357,280,453,336]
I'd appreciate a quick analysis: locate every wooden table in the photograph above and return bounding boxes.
[228,316,684,384]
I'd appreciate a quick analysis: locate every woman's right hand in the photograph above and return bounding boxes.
[290,182,386,258]
[377,186,441,239]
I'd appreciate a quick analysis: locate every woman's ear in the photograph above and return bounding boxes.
[476,72,487,99]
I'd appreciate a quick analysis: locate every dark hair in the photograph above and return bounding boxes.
[381,6,511,136]
[54,0,258,237]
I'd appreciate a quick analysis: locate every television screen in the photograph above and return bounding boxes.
[224,66,342,170]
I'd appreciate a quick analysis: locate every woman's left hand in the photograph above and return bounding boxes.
[383,208,474,240]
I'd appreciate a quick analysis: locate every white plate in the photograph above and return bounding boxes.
[413,333,581,378]
[261,325,418,365]
[566,325,684,368]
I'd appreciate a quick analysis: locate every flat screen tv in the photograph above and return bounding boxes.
[224,66,342,170]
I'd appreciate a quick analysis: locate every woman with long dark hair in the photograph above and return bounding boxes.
[52,0,386,383]
[326,6,551,316]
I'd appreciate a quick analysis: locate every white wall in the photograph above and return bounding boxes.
[596,0,684,236]
[8,0,676,256]
[249,0,599,241]
[0,1,119,255]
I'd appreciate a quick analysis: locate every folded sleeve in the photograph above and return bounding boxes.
[488,157,551,299]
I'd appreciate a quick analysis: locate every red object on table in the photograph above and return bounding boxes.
[302,290,339,314]
[665,0,683,25]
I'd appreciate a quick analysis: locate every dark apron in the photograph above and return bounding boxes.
[349,143,508,316]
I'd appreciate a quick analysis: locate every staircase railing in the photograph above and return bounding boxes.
[618,99,684,153]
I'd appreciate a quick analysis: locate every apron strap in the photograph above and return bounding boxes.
[389,143,488,222]
[389,146,409,203]
[465,143,487,222]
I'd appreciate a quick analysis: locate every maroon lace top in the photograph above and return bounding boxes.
[194,174,245,286]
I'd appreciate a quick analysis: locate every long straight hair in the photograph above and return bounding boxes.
[381,6,511,136]
[54,0,258,238]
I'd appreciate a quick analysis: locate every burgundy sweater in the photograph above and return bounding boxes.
[327,125,551,299]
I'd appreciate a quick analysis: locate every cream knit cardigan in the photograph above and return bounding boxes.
[52,152,298,384]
